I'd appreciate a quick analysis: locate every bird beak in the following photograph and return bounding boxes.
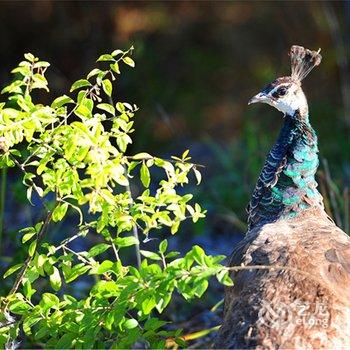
[248,92,268,105]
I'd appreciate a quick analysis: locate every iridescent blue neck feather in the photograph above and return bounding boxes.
[247,111,324,230]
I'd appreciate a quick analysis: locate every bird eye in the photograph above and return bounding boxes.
[277,87,287,96]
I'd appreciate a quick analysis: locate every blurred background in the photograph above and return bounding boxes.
[0,0,349,344]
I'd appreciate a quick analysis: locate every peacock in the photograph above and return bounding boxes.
[214,46,350,349]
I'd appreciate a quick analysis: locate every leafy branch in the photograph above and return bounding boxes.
[8,210,53,296]
[0,48,222,349]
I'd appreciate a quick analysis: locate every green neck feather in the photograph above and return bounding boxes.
[247,112,324,229]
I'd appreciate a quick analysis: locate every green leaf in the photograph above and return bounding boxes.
[49,266,62,291]
[159,239,168,254]
[216,269,234,286]
[110,62,120,74]
[171,220,180,235]
[64,264,90,283]
[140,250,161,261]
[51,95,74,108]
[114,236,139,247]
[102,79,112,97]
[124,318,138,329]
[24,53,35,62]
[116,133,132,153]
[97,260,114,274]
[9,300,31,314]
[111,49,124,57]
[142,297,156,315]
[132,152,153,160]
[182,149,190,159]
[155,291,173,313]
[144,318,167,331]
[28,241,37,257]
[52,202,69,222]
[23,315,41,335]
[35,186,44,198]
[44,260,54,275]
[75,103,91,119]
[87,243,110,258]
[193,279,208,297]
[4,263,22,279]
[42,292,59,307]
[26,187,33,205]
[140,162,150,188]
[23,280,36,299]
[87,68,102,79]
[97,54,115,62]
[191,245,205,265]
[165,251,180,259]
[193,168,202,185]
[56,333,75,349]
[97,103,115,115]
[70,79,91,92]
[22,231,36,244]
[35,324,49,340]
[122,57,135,67]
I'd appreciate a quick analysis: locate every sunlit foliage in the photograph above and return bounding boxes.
[0,48,232,349]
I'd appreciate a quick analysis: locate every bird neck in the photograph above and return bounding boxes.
[248,111,324,229]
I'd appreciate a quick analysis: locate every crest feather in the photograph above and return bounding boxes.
[290,45,322,82]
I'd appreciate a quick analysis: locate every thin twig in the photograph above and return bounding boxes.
[57,47,134,128]
[47,229,88,256]
[0,320,17,328]
[22,146,41,166]
[24,61,35,97]
[8,210,52,296]
[9,154,48,211]
[225,264,318,283]
[107,87,141,268]
[109,238,120,261]
[125,155,205,168]
[63,246,92,265]
[63,246,112,281]
[0,167,7,255]
[126,180,141,269]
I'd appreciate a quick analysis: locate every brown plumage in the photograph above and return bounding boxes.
[214,46,350,349]
[215,208,350,349]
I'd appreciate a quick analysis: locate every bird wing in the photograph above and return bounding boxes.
[228,214,350,305]
[320,225,350,305]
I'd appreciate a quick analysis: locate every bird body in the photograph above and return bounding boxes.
[215,46,350,349]
[216,208,350,349]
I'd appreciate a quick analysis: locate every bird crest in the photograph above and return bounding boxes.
[290,45,322,82]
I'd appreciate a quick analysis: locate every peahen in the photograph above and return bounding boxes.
[214,46,350,349]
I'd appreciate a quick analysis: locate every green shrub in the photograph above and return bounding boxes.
[0,47,232,349]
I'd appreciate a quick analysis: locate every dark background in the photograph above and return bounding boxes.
[0,0,349,341]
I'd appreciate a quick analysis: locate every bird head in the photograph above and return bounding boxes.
[248,46,322,119]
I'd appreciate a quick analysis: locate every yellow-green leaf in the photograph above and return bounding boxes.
[122,57,135,67]
[70,79,91,92]
[52,202,69,222]
[4,263,22,279]
[102,79,112,97]
[140,162,150,188]
[50,266,62,291]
